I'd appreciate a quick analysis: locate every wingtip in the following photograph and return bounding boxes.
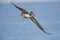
[43,30,51,35]
[46,33,51,35]
[44,31,51,35]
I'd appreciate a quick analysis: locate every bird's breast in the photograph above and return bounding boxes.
[23,14,30,18]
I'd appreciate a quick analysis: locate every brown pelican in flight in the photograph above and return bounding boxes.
[11,2,50,34]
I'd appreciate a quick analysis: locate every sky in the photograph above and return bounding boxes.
[0,0,60,3]
[0,1,60,40]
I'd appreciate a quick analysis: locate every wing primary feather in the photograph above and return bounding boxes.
[30,17,51,35]
[11,2,50,35]
[11,2,28,13]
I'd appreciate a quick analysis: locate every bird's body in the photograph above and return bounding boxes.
[11,2,50,35]
[22,13,30,19]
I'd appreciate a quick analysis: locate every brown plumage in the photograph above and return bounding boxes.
[11,2,51,35]
[30,16,50,34]
[11,2,28,14]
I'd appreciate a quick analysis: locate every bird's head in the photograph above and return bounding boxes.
[30,11,35,17]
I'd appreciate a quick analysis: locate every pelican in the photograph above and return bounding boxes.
[11,3,50,34]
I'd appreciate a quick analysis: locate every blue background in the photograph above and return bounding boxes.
[0,2,60,40]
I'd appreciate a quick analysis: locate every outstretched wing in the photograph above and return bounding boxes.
[30,16,50,34]
[11,2,28,13]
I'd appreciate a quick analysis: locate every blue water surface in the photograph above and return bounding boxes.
[0,2,60,40]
